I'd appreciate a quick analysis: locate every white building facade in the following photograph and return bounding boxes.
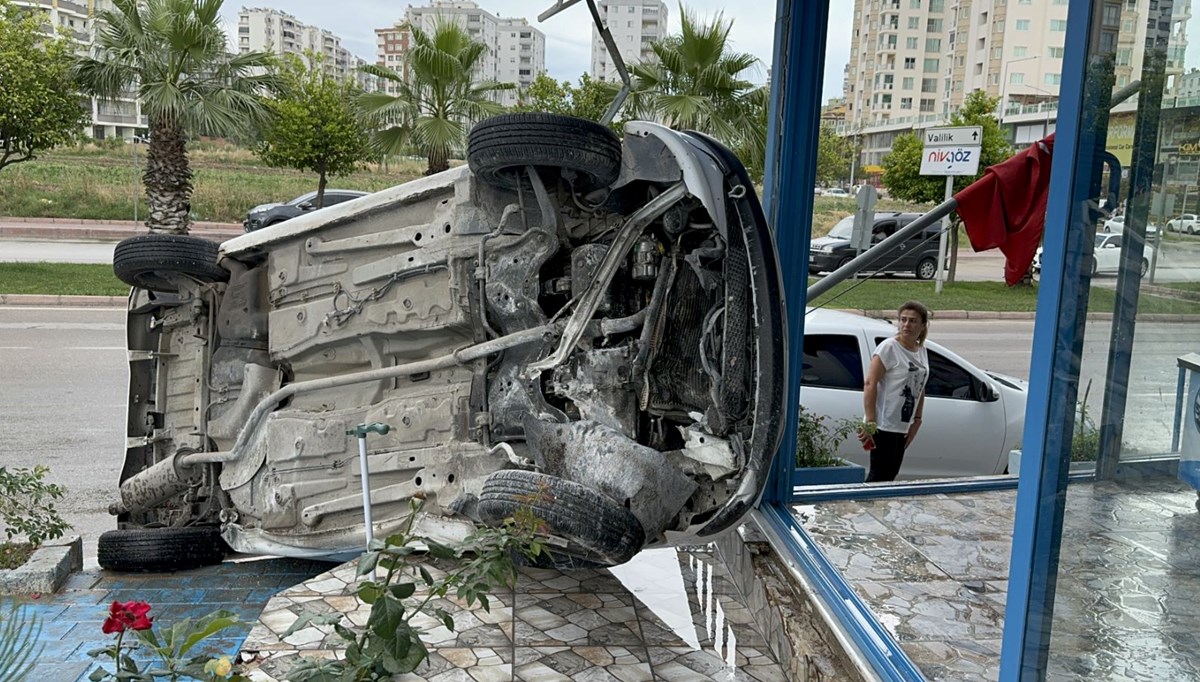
[844,0,1188,167]
[236,7,368,88]
[590,0,668,83]
[380,0,546,108]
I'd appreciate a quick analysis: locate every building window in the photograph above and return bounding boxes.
[1016,19,1030,30]
[929,0,944,10]
[925,38,941,52]
[1014,45,1028,57]
[1116,48,1131,65]
[919,98,936,112]
[927,18,942,32]
[909,0,920,7]
[1010,72,1025,84]
[921,77,937,92]
[1050,19,1067,31]
[902,76,914,89]
[908,16,920,29]
[923,58,939,73]
[1049,47,1064,58]
[904,57,916,69]
[1044,73,1061,85]
[907,37,918,49]
[900,97,913,109]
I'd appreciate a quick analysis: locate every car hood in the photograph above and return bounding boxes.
[987,371,1028,393]
[811,236,847,249]
[247,202,283,216]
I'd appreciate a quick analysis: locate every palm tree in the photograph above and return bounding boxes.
[73,0,279,234]
[625,5,764,175]
[359,20,512,175]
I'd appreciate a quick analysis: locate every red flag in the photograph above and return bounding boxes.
[954,134,1055,286]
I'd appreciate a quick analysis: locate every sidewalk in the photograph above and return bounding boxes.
[0,217,243,243]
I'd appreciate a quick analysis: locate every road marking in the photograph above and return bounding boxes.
[0,322,123,330]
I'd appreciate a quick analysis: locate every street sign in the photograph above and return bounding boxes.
[921,126,982,147]
[920,125,982,177]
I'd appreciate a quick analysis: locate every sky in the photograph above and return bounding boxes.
[218,1,854,104]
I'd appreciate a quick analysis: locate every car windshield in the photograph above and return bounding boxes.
[827,216,856,239]
[1095,234,1112,248]
[287,192,317,206]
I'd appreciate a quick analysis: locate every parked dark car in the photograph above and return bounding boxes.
[809,211,944,279]
[243,190,369,232]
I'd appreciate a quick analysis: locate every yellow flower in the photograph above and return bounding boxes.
[204,655,232,677]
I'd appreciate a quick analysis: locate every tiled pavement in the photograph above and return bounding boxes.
[1,557,330,681]
[239,546,786,681]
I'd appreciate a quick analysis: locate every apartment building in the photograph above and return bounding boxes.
[237,7,373,90]
[844,0,1189,166]
[13,0,145,140]
[376,1,546,108]
[590,0,668,83]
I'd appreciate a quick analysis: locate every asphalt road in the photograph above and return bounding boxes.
[0,306,126,566]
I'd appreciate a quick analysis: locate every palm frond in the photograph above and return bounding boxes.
[0,606,43,682]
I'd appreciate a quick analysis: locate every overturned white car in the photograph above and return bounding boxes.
[101,114,786,571]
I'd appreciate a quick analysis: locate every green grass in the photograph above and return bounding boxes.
[0,263,128,296]
[0,142,426,223]
[809,278,1200,315]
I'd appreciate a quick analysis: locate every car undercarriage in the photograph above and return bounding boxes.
[102,114,785,572]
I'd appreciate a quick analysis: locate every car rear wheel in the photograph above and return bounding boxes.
[1140,258,1149,278]
[113,234,228,293]
[1091,257,1099,276]
[98,526,227,572]
[467,113,622,192]
[915,257,937,280]
[477,470,645,568]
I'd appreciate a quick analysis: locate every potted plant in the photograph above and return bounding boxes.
[793,405,869,486]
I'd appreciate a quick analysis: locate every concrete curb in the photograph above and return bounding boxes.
[0,535,82,595]
[0,217,242,243]
[0,294,125,307]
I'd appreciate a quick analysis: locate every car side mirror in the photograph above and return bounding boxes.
[298,201,314,210]
[974,377,999,402]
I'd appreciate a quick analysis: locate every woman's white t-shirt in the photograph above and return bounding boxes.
[873,337,929,434]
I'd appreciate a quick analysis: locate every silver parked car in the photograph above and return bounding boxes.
[102,113,786,571]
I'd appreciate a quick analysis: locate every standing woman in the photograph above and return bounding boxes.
[861,301,931,482]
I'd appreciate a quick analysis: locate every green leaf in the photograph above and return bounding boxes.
[389,582,416,600]
[418,566,435,586]
[281,612,344,639]
[426,540,455,560]
[358,582,383,604]
[367,593,406,639]
[357,551,380,576]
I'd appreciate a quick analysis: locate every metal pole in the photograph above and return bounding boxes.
[131,137,138,225]
[936,175,952,293]
[357,433,373,545]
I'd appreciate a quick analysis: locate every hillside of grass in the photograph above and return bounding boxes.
[0,141,426,223]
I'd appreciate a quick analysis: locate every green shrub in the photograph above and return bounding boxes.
[0,466,70,548]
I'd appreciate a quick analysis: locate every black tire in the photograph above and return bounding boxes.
[468,113,622,192]
[1090,257,1099,276]
[1140,258,1149,278]
[836,256,854,271]
[477,470,645,568]
[915,257,937,280]
[113,234,228,293]
[98,526,227,572]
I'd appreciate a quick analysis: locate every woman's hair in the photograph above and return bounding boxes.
[898,300,930,344]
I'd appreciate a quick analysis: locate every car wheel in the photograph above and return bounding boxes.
[1091,257,1099,276]
[98,526,227,572]
[836,255,854,271]
[1140,258,1149,278]
[113,234,228,293]
[477,470,645,568]
[1189,225,1196,235]
[915,257,937,280]
[468,112,622,192]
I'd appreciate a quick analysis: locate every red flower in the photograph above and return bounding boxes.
[102,600,153,634]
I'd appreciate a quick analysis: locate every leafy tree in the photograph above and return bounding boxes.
[816,125,855,186]
[0,0,88,175]
[73,0,280,234]
[625,4,764,177]
[257,54,371,208]
[515,73,571,114]
[881,90,1013,203]
[359,20,512,175]
[514,73,620,129]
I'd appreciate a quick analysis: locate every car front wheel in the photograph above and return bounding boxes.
[113,234,228,293]
[98,526,227,572]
